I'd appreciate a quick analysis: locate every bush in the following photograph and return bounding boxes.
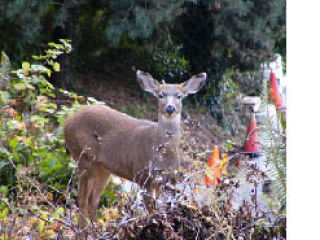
[0,40,105,194]
[202,68,244,136]
[233,69,263,96]
[152,45,190,83]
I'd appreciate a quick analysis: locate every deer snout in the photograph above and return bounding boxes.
[166,105,176,115]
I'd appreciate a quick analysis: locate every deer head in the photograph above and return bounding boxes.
[136,70,207,120]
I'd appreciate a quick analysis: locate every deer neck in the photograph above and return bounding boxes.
[157,113,181,152]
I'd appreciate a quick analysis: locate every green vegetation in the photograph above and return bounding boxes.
[0,1,286,238]
[120,101,146,119]
[0,40,116,208]
[1,40,72,190]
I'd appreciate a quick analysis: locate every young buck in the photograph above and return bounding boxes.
[63,70,207,226]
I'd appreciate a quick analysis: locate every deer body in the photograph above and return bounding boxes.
[63,71,206,226]
[64,105,181,182]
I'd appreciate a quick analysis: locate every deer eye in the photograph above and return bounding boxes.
[158,93,164,99]
[177,94,182,100]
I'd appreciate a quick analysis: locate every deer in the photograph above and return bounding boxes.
[63,70,207,226]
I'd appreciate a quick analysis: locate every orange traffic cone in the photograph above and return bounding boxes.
[205,145,221,185]
[243,110,261,158]
[269,72,283,108]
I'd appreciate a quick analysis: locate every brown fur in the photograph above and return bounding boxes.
[63,70,207,227]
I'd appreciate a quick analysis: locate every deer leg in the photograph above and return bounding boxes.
[78,170,95,228]
[78,156,96,228]
[87,163,110,222]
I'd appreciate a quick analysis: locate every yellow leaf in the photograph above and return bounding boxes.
[0,207,9,219]
[57,207,64,215]
[46,69,52,77]
[98,219,105,227]
[13,83,27,91]
[25,83,35,90]
[220,153,229,176]
[73,216,78,224]
[22,62,30,71]
[1,52,8,64]
[38,219,45,233]
[17,136,27,143]
[39,229,55,239]
[28,216,39,229]
[40,211,48,219]
[46,192,53,201]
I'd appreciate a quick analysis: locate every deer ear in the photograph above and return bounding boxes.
[181,73,207,96]
[136,70,159,96]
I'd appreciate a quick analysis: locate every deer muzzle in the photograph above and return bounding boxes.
[165,105,176,115]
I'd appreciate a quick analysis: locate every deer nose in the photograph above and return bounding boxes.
[166,105,176,114]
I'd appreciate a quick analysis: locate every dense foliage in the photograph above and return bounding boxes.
[0,0,285,79]
[0,40,104,196]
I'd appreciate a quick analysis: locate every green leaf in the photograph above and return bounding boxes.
[46,81,54,89]
[0,162,9,171]
[0,91,10,105]
[0,185,8,194]
[0,147,10,157]
[32,55,46,60]
[22,62,30,71]
[48,42,58,48]
[9,136,19,149]
[53,62,60,72]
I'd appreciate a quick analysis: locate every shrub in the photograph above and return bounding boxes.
[0,40,104,194]
[203,68,244,136]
